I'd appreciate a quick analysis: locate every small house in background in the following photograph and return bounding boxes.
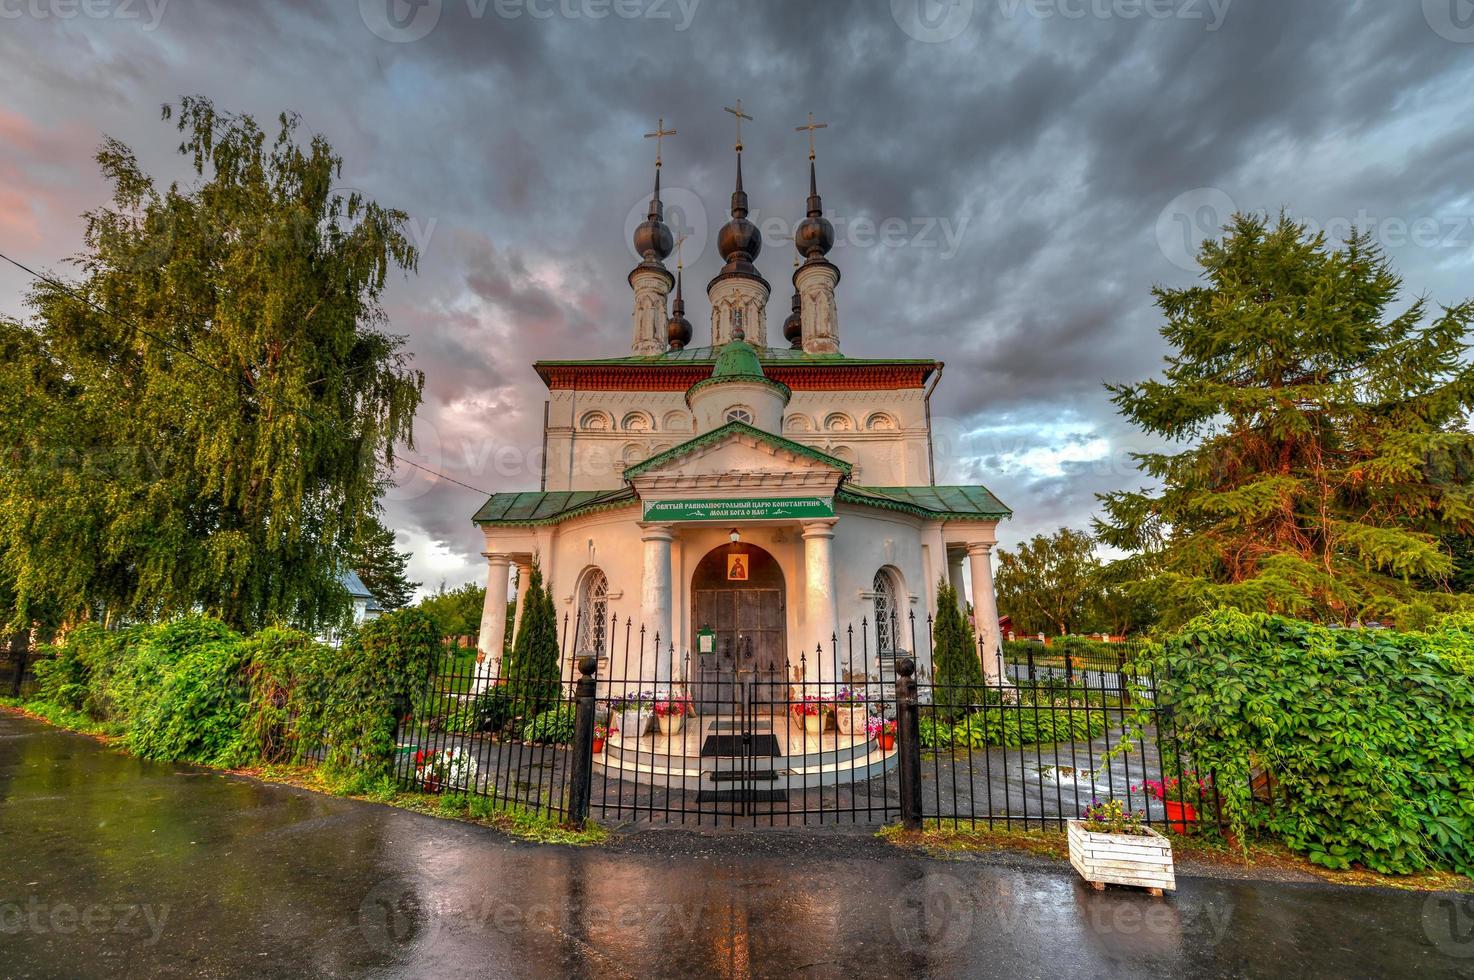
[342,570,384,626]
[321,570,384,647]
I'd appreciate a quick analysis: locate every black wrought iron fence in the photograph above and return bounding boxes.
[390,611,1222,834]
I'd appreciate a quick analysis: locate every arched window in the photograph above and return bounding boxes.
[873,569,899,655]
[579,410,611,431]
[622,411,653,432]
[824,412,854,432]
[725,406,754,425]
[866,412,898,431]
[576,569,609,660]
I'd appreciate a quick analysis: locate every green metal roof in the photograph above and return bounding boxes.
[623,420,852,479]
[471,482,1009,527]
[838,485,1012,520]
[712,338,766,378]
[471,488,637,526]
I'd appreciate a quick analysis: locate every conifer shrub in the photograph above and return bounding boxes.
[499,562,562,717]
[931,579,985,722]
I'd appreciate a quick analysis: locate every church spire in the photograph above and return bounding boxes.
[629,117,676,354]
[666,241,692,351]
[792,111,840,355]
[708,100,770,348]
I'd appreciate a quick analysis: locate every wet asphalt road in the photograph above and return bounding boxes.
[1,710,1470,978]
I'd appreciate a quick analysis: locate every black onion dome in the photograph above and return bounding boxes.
[783,289,802,348]
[666,267,693,350]
[716,152,762,269]
[794,159,834,260]
[633,168,674,263]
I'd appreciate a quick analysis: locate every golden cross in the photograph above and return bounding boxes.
[724,99,753,151]
[675,233,687,270]
[643,116,676,167]
[795,111,828,161]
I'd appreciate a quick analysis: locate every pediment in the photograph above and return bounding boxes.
[625,422,847,493]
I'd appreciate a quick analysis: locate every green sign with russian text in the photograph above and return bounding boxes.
[642,497,835,522]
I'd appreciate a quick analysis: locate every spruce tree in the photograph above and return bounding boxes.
[350,514,419,610]
[499,561,560,714]
[1097,213,1474,627]
[932,579,984,721]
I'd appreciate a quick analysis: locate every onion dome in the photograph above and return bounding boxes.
[715,152,763,277]
[711,330,766,380]
[794,160,835,262]
[666,265,693,351]
[783,281,802,349]
[633,168,674,264]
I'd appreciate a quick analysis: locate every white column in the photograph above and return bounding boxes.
[968,542,1003,684]
[510,559,533,648]
[947,551,967,611]
[475,553,512,691]
[640,524,674,688]
[802,520,840,685]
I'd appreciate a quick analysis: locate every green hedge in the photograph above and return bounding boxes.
[1144,609,1474,875]
[24,610,439,777]
[920,702,1106,748]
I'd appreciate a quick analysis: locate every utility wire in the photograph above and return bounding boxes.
[0,249,494,497]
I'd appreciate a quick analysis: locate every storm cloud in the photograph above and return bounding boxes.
[3,0,1471,593]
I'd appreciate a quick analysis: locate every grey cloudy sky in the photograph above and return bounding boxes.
[3,0,1472,595]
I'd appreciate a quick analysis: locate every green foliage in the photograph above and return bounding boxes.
[931,579,984,722]
[327,608,439,776]
[500,562,561,715]
[444,687,518,735]
[920,702,1105,748]
[350,514,419,611]
[0,95,423,632]
[995,527,1101,636]
[238,625,338,764]
[1096,213,1474,629]
[1141,609,1474,874]
[414,580,487,637]
[17,611,433,780]
[519,704,576,745]
[129,631,250,766]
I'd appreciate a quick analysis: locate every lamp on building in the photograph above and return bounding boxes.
[729,528,741,544]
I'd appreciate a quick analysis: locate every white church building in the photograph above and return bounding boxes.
[473,127,1009,699]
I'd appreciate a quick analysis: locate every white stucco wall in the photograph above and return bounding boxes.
[544,382,931,491]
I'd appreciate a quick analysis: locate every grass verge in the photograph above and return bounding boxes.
[878,821,1473,893]
[1,702,605,847]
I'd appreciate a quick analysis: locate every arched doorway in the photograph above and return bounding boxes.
[690,542,787,712]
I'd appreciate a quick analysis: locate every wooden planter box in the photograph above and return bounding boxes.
[1068,820,1175,894]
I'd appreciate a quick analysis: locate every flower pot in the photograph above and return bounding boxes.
[658,713,685,736]
[592,737,605,755]
[618,708,650,739]
[876,733,895,752]
[1163,799,1197,834]
[834,705,867,735]
[803,714,825,735]
[1068,820,1175,894]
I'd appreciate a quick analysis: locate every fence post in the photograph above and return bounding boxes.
[895,657,923,831]
[567,656,598,828]
[10,634,28,698]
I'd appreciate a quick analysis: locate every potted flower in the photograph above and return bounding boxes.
[1135,774,1206,834]
[613,690,654,740]
[793,696,830,735]
[1069,798,1175,895]
[653,695,692,735]
[867,716,896,751]
[593,723,611,754]
[833,687,870,735]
